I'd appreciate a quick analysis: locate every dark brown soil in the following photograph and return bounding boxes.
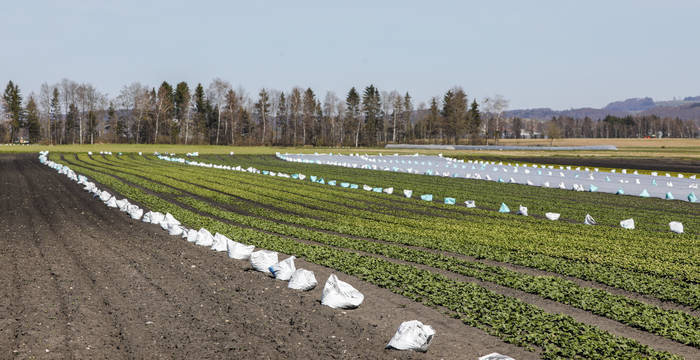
[0,153,537,359]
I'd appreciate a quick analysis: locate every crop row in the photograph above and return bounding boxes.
[204,154,699,233]
[82,153,700,308]
[133,154,699,280]
[71,154,700,347]
[49,152,683,359]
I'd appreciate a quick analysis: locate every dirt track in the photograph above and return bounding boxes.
[0,153,537,359]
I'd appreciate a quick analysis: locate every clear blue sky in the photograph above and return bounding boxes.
[2,0,698,109]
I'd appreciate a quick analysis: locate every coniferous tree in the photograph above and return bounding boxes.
[3,81,23,141]
[467,99,481,144]
[346,87,361,147]
[402,92,413,142]
[25,96,41,143]
[276,92,287,145]
[49,88,60,144]
[362,85,382,146]
[302,88,316,145]
[193,83,207,143]
[426,97,439,141]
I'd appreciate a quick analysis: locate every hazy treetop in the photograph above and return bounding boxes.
[1,0,698,109]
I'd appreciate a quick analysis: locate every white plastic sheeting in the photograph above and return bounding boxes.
[385,320,435,352]
[465,200,476,208]
[269,256,296,280]
[288,269,317,291]
[250,250,279,274]
[321,274,364,309]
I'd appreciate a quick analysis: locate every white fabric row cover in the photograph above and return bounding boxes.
[276,153,698,202]
[321,274,364,309]
[385,320,435,352]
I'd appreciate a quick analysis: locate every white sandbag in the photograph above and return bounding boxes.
[142,211,154,223]
[148,212,165,225]
[288,269,317,291]
[211,233,229,252]
[115,198,130,212]
[321,274,364,309]
[99,190,112,202]
[195,228,214,246]
[669,221,684,234]
[105,196,118,208]
[584,214,597,225]
[186,228,198,243]
[545,212,560,221]
[478,353,515,360]
[517,205,528,216]
[127,205,143,220]
[168,223,185,236]
[227,239,255,260]
[385,320,435,353]
[465,200,476,208]
[160,213,180,230]
[383,187,394,195]
[620,218,635,230]
[250,250,278,273]
[403,189,413,198]
[269,256,296,280]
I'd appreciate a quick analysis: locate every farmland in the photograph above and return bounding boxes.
[1,146,698,359]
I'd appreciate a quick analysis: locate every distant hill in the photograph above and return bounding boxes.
[506,96,700,120]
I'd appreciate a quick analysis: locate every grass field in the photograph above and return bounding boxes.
[3,138,699,159]
[38,150,700,359]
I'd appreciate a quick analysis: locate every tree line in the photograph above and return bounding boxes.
[2,79,697,146]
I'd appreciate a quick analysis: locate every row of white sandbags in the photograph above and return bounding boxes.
[143,212,438,351]
[41,152,437,353]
